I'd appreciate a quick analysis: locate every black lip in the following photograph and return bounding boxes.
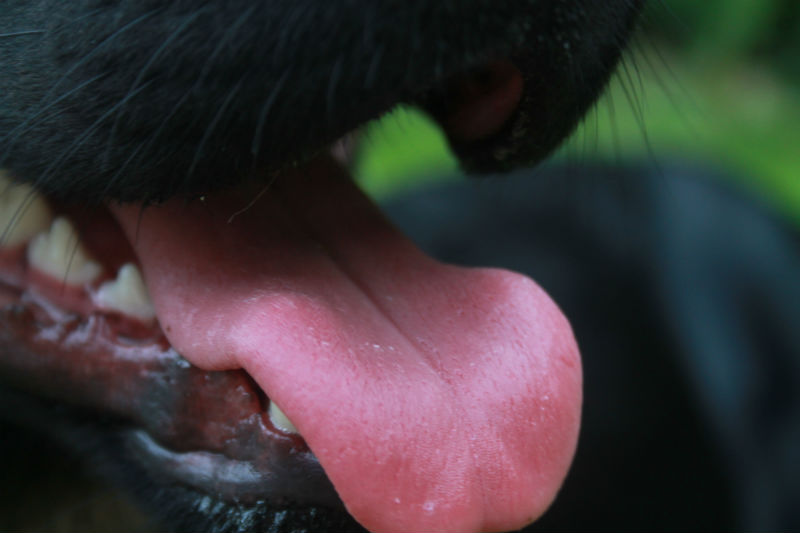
[0,294,340,504]
[0,383,365,533]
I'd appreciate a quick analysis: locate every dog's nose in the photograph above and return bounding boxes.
[439,59,524,143]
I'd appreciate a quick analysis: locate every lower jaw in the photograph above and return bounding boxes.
[0,167,343,509]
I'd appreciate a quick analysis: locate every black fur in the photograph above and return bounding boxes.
[1,0,641,202]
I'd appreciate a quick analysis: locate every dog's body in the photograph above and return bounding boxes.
[1,1,799,532]
[387,162,800,531]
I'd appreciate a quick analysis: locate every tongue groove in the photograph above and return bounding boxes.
[111,156,582,533]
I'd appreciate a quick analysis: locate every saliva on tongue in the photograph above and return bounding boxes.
[111,155,582,533]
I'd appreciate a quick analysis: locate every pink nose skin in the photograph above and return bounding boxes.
[441,60,524,144]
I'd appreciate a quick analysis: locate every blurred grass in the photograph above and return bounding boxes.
[565,55,800,225]
[353,107,458,197]
[353,1,800,226]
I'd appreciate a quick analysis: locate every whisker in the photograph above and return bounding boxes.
[0,74,106,163]
[35,10,161,117]
[102,10,205,166]
[0,30,44,38]
[33,83,153,193]
[111,4,259,198]
[227,176,277,224]
[187,80,244,179]
[251,72,288,158]
[1,11,160,167]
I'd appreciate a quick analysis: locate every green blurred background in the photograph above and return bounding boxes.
[353,0,800,225]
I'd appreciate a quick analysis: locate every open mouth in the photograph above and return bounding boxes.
[0,60,581,533]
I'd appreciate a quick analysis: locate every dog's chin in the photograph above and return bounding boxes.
[0,68,582,532]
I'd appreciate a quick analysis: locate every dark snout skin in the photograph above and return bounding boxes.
[1,0,641,202]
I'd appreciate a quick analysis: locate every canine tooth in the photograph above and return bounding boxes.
[27,217,102,284]
[269,401,299,434]
[95,263,156,321]
[0,170,54,247]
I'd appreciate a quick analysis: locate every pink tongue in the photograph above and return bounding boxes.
[111,157,582,533]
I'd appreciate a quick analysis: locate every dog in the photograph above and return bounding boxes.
[7,1,797,532]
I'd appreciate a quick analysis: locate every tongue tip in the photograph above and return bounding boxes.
[313,270,583,533]
[348,498,557,533]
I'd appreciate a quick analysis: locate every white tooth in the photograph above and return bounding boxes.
[0,170,54,248]
[27,217,102,284]
[95,263,156,321]
[269,401,299,434]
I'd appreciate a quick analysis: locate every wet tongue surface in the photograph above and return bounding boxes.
[111,156,582,533]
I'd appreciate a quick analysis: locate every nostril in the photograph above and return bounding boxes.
[439,59,524,143]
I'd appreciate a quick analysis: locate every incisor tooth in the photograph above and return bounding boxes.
[0,170,54,248]
[95,263,155,321]
[28,217,102,284]
[269,401,299,434]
